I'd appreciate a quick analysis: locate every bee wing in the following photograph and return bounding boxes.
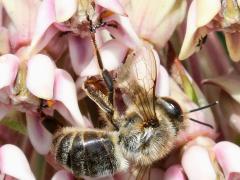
[117,45,158,118]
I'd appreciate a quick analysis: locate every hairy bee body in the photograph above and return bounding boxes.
[49,45,186,178]
[52,127,128,177]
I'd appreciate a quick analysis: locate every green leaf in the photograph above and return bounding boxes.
[0,111,26,135]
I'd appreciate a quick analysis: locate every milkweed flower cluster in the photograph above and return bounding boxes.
[0,0,240,179]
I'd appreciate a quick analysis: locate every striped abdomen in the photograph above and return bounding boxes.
[52,127,128,177]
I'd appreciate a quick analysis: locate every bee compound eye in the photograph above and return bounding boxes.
[159,97,183,122]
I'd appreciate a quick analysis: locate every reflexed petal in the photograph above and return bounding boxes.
[0,27,10,54]
[30,26,59,56]
[203,73,240,103]
[26,54,56,100]
[0,54,19,89]
[54,0,77,22]
[2,0,40,43]
[224,32,240,61]
[179,0,220,60]
[30,0,56,54]
[52,170,74,180]
[214,141,240,179]
[26,112,52,155]
[68,36,93,75]
[53,69,86,127]
[105,15,141,49]
[182,145,217,180]
[0,144,36,180]
[81,39,128,76]
[96,0,126,15]
[164,165,186,180]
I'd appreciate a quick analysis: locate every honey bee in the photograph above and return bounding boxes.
[48,44,191,178]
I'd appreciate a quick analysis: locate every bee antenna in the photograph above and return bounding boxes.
[189,118,214,129]
[188,101,218,113]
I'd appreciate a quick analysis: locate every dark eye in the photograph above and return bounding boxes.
[159,97,183,122]
[124,113,140,127]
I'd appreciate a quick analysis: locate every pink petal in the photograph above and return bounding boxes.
[156,65,170,97]
[0,27,10,54]
[54,0,77,22]
[123,0,186,49]
[96,0,126,15]
[214,141,240,179]
[0,54,19,89]
[80,39,128,76]
[53,69,86,127]
[26,112,52,155]
[51,170,74,180]
[30,0,56,53]
[68,36,93,75]
[182,145,217,180]
[2,0,40,47]
[26,54,56,99]
[105,15,141,49]
[29,25,59,55]
[53,102,76,126]
[0,144,35,180]
[164,165,186,180]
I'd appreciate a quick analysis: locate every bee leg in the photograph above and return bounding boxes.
[52,127,129,177]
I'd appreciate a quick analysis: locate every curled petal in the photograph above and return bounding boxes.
[96,0,126,15]
[81,39,128,76]
[26,54,56,100]
[164,165,186,180]
[68,36,93,75]
[182,145,217,180]
[214,141,240,179]
[0,54,19,89]
[26,112,52,155]
[0,144,35,180]
[51,170,74,180]
[53,69,86,127]
[179,0,221,60]
[54,0,77,22]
